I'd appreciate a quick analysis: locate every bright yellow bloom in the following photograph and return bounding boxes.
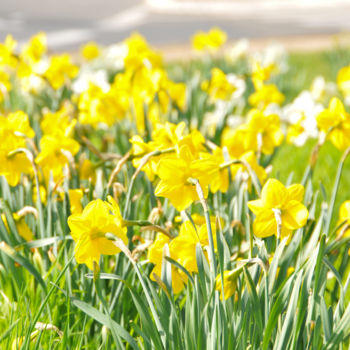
[0,35,18,68]
[251,61,277,87]
[0,71,11,102]
[124,33,162,72]
[44,54,79,90]
[248,179,308,240]
[69,189,83,215]
[215,269,241,300]
[191,147,229,193]
[148,232,187,294]
[170,221,216,272]
[20,32,47,64]
[337,65,350,97]
[40,104,76,137]
[337,200,350,237]
[35,135,80,181]
[1,213,33,241]
[201,68,237,101]
[0,111,35,186]
[81,42,100,60]
[80,158,96,184]
[316,97,350,150]
[246,109,284,155]
[67,197,127,270]
[155,145,208,211]
[192,27,227,52]
[78,82,128,128]
[249,83,285,109]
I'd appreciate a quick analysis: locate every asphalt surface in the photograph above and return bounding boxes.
[1,0,350,50]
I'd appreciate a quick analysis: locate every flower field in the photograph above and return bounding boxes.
[2,29,350,349]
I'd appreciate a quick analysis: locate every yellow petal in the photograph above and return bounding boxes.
[261,179,287,208]
[282,201,308,230]
[286,184,304,202]
[247,199,264,215]
[253,209,276,238]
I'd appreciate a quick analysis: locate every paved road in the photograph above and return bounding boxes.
[1,0,350,50]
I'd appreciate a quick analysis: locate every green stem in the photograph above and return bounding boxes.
[188,178,217,276]
[325,147,350,236]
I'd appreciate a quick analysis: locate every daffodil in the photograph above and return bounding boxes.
[337,65,350,98]
[191,147,229,193]
[201,68,237,101]
[35,135,80,181]
[249,83,285,109]
[1,213,33,241]
[337,200,350,237]
[40,104,76,138]
[155,145,208,211]
[67,197,128,269]
[215,269,242,300]
[248,179,308,240]
[81,42,100,61]
[44,54,79,90]
[148,232,187,294]
[192,27,227,52]
[170,221,216,272]
[316,97,350,150]
[0,111,35,186]
[69,189,83,215]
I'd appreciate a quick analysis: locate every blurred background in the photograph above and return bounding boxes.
[2,0,350,52]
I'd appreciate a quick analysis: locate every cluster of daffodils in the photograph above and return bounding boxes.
[2,28,350,304]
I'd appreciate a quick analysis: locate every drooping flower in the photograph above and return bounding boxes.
[67,197,127,269]
[316,97,350,150]
[248,179,308,240]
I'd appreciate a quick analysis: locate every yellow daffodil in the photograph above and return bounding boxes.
[0,35,18,68]
[44,54,79,90]
[249,83,285,109]
[215,268,242,300]
[1,213,33,241]
[192,27,227,52]
[201,68,237,101]
[246,109,284,155]
[80,158,96,184]
[35,135,80,181]
[337,200,350,237]
[0,71,11,102]
[20,32,47,64]
[69,189,83,215]
[0,111,35,186]
[67,197,127,270]
[40,104,76,138]
[248,179,308,240]
[170,221,216,272]
[316,97,350,150]
[191,147,229,193]
[251,61,277,88]
[148,232,187,294]
[81,42,100,60]
[155,145,208,211]
[337,65,350,98]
